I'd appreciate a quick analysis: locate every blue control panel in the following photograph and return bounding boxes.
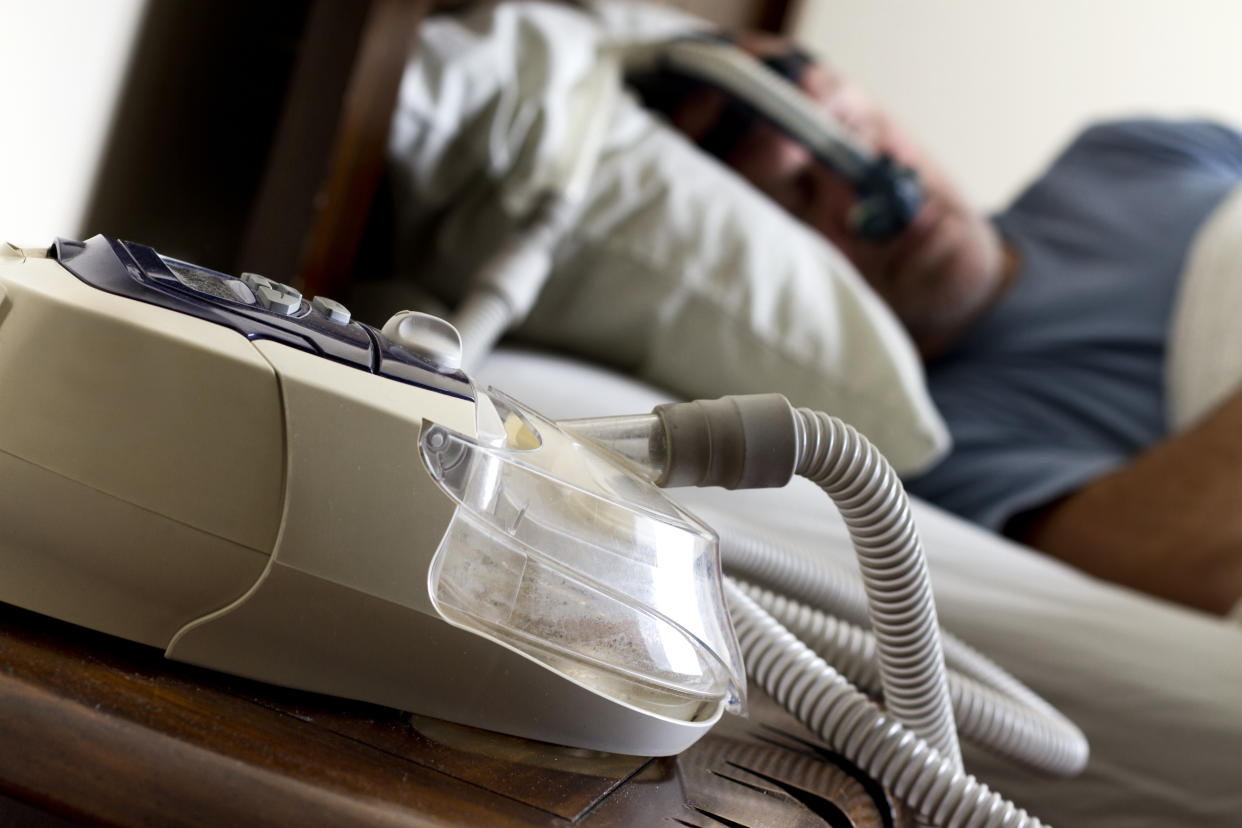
[53,236,473,400]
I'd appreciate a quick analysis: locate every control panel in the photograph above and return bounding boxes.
[54,236,472,400]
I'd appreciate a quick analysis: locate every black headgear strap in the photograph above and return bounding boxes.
[696,45,815,162]
[627,35,815,163]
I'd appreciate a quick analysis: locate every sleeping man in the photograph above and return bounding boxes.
[658,34,1242,616]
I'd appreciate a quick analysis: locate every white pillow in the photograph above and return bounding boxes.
[385,1,949,473]
[1167,183,1242,432]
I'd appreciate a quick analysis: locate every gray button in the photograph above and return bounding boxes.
[241,272,301,301]
[311,295,351,325]
[242,271,302,315]
[240,271,274,292]
[254,284,300,316]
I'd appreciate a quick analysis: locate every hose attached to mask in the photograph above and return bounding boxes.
[562,394,1088,828]
[452,195,576,372]
[451,58,620,373]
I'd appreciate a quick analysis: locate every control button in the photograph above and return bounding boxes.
[241,271,270,291]
[381,311,462,372]
[242,272,302,316]
[311,295,351,325]
[240,271,270,291]
[254,284,300,316]
[241,271,301,299]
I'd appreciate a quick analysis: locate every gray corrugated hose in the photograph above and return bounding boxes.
[737,582,1086,775]
[714,527,1077,741]
[452,196,572,373]
[451,57,620,373]
[651,395,962,766]
[789,405,963,768]
[568,394,1088,826]
[726,582,1048,828]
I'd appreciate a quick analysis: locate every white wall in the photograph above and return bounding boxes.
[1,0,148,245]
[792,1,1242,209]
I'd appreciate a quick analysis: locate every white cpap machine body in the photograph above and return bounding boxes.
[0,236,746,756]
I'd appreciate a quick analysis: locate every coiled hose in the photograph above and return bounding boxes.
[716,530,1086,774]
[735,581,1085,775]
[727,582,1047,828]
[716,527,1076,730]
[570,394,1089,826]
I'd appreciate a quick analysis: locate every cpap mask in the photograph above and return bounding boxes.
[624,36,923,240]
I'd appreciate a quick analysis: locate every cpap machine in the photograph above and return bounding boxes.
[0,40,1087,828]
[0,235,744,756]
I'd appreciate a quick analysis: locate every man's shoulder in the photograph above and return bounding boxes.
[1063,118,1242,174]
[999,118,1242,233]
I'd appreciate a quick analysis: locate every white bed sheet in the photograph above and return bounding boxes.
[479,346,1242,828]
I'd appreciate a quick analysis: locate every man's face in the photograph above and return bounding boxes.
[672,37,1009,356]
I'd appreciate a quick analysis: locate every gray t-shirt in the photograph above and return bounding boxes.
[904,120,1242,532]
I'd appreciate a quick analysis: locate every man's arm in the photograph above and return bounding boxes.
[1015,384,1242,615]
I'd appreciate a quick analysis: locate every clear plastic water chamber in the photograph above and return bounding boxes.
[419,388,746,722]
